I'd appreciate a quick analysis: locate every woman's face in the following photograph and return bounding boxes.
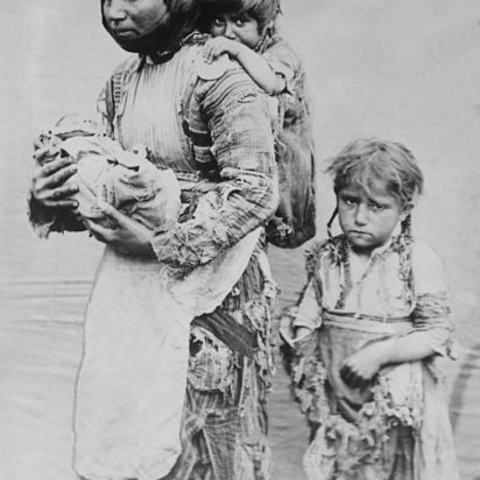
[103,0,169,38]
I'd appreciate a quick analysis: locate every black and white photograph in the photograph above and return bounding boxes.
[1,1,480,479]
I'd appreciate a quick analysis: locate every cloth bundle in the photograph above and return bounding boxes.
[34,116,181,230]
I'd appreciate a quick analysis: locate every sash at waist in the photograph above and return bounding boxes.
[323,310,412,335]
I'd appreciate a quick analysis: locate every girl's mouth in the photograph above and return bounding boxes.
[349,230,371,237]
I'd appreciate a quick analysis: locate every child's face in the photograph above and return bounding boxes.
[209,12,262,49]
[337,178,408,256]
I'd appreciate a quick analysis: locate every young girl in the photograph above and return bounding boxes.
[283,138,459,480]
[200,0,316,248]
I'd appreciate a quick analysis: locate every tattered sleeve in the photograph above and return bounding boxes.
[151,67,279,274]
[262,41,300,95]
[26,79,117,239]
[411,242,457,359]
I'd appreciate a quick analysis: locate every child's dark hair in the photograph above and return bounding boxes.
[326,138,424,209]
[199,0,281,33]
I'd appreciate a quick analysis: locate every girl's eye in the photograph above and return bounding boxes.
[235,18,246,26]
[369,202,386,212]
[212,17,225,27]
[341,197,357,207]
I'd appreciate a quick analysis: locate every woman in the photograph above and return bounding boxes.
[29,1,279,479]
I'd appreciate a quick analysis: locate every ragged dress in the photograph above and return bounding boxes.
[260,34,316,248]
[287,234,459,480]
[29,35,279,480]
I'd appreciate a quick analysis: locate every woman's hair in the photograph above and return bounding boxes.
[168,0,201,20]
[198,0,281,32]
[326,137,424,208]
[167,0,202,37]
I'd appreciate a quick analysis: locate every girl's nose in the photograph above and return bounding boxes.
[354,204,368,225]
[224,22,236,39]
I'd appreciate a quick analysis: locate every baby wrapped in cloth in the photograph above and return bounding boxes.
[35,117,262,480]
[35,115,181,230]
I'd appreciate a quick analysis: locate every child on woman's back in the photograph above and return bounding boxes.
[283,138,458,479]
[200,0,316,248]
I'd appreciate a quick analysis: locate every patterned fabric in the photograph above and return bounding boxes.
[284,234,458,480]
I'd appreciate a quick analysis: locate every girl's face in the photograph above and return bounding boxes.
[210,12,262,49]
[103,0,169,38]
[337,178,408,257]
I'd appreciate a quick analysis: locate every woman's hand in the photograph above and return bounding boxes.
[340,341,388,389]
[31,146,79,209]
[85,202,156,258]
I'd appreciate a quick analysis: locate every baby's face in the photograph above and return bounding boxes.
[210,12,262,49]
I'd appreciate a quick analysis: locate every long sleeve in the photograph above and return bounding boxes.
[151,67,279,273]
[411,241,456,359]
[292,279,322,331]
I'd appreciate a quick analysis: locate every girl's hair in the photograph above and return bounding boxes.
[198,0,281,32]
[326,137,424,208]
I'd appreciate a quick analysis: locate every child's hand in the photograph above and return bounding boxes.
[340,342,387,389]
[203,37,241,63]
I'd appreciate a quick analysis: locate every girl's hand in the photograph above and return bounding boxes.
[85,202,156,258]
[31,147,79,209]
[203,37,241,63]
[340,342,387,389]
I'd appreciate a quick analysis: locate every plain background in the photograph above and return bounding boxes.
[1,1,480,479]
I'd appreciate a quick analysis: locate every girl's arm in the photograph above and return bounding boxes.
[203,37,286,94]
[340,334,437,388]
[341,242,455,389]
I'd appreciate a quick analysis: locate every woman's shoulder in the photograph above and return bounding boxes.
[110,55,142,77]
[193,53,268,104]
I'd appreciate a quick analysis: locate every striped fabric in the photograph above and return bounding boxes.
[94,39,279,479]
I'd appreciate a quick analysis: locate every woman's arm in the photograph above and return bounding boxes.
[203,38,286,94]
[87,61,278,265]
[151,65,279,274]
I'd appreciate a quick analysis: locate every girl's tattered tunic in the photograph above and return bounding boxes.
[288,234,458,480]
[29,37,279,480]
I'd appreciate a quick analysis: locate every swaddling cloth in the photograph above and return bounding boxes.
[35,117,181,230]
